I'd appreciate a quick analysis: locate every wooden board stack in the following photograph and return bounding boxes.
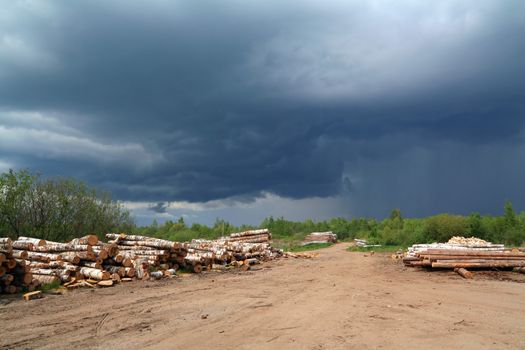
[301,231,337,245]
[403,236,525,278]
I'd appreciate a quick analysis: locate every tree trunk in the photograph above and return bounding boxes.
[455,268,473,279]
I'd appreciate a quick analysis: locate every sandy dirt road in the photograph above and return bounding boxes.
[1,243,524,349]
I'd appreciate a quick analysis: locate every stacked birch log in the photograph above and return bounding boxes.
[0,229,281,294]
[185,229,282,271]
[403,236,525,278]
[106,233,187,278]
[1,238,39,293]
[223,229,272,244]
[0,235,136,293]
[301,231,337,245]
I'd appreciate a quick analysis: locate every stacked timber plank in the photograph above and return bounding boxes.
[106,233,187,278]
[403,237,525,278]
[302,231,337,245]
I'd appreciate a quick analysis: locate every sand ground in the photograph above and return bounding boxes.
[1,243,524,349]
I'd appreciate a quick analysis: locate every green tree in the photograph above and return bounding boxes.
[424,214,468,243]
[504,200,517,228]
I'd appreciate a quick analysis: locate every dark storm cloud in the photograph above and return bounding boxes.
[149,202,170,214]
[1,0,525,219]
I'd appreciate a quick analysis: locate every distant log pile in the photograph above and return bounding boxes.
[188,229,282,272]
[403,236,525,278]
[223,229,272,244]
[302,231,337,245]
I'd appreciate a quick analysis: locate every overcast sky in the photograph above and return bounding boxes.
[1,1,524,225]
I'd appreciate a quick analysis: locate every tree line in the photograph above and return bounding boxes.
[1,169,524,246]
[135,202,525,247]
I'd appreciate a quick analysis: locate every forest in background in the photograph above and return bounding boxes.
[1,170,524,247]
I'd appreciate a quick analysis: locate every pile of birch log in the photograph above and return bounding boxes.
[0,229,284,294]
[0,235,139,293]
[1,233,188,293]
[106,233,187,278]
[403,237,525,278]
[186,229,282,272]
[302,231,337,245]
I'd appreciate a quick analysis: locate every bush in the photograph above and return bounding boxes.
[423,214,468,243]
[0,169,134,240]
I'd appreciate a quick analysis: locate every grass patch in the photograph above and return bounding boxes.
[40,280,61,292]
[346,245,405,253]
[289,243,333,252]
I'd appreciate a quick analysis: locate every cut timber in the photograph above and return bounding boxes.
[111,255,124,264]
[11,250,28,260]
[35,243,93,253]
[12,241,35,251]
[104,265,125,277]
[117,239,176,250]
[0,237,12,245]
[455,268,473,279]
[80,261,102,269]
[420,254,525,260]
[24,251,61,262]
[79,267,110,280]
[58,253,81,264]
[124,267,136,277]
[432,261,525,268]
[422,249,524,257]
[23,291,43,301]
[0,252,5,264]
[32,274,60,285]
[1,274,14,284]
[17,237,45,246]
[69,235,99,246]
[6,258,17,269]
[192,264,202,274]
[97,280,113,287]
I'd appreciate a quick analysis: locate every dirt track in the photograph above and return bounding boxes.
[1,243,525,349]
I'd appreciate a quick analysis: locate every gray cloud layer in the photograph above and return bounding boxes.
[1,1,525,221]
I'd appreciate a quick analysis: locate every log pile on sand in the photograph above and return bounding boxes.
[403,236,525,278]
[1,229,286,294]
[187,229,282,272]
[106,233,188,279]
[301,231,337,245]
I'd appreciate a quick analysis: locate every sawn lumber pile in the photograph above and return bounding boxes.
[302,231,337,245]
[403,237,525,277]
